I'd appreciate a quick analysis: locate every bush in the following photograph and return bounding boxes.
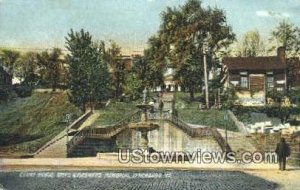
[233,106,300,124]
[0,89,9,101]
[14,84,32,97]
[0,87,17,101]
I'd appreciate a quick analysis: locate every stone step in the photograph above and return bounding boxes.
[217,129,257,155]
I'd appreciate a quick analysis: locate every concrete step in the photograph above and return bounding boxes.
[216,129,257,157]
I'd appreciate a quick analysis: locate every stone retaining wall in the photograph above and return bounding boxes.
[251,132,300,166]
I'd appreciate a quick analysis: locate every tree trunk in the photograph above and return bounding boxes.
[189,89,194,101]
[52,83,57,92]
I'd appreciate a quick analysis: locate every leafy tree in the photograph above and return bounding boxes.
[101,41,128,99]
[48,48,64,91]
[0,49,20,84]
[238,30,265,57]
[270,20,300,56]
[143,36,165,89]
[154,0,235,100]
[132,51,164,90]
[65,29,111,111]
[270,20,300,91]
[175,54,203,100]
[37,48,64,91]
[17,52,39,86]
[123,73,143,100]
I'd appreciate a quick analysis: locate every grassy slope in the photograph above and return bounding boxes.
[0,92,81,155]
[93,100,140,126]
[175,92,238,131]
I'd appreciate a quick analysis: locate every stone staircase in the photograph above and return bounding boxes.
[68,138,116,157]
[66,111,141,157]
[34,111,93,158]
[217,129,256,158]
[35,136,68,158]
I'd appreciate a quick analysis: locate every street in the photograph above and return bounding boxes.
[0,170,277,190]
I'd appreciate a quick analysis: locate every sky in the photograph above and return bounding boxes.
[0,0,300,54]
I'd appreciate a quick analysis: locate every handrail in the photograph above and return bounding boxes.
[147,112,231,152]
[35,111,92,155]
[67,110,141,154]
[67,110,231,155]
[167,114,231,152]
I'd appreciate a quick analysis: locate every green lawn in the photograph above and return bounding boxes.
[93,100,140,126]
[175,92,238,131]
[0,92,81,155]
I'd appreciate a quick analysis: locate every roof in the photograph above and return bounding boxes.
[222,56,286,71]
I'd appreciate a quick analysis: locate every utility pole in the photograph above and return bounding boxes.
[203,41,209,109]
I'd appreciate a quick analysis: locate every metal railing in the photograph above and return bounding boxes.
[67,110,231,154]
[67,111,141,154]
[35,111,92,156]
[148,112,231,152]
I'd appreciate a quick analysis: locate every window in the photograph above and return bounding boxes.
[277,87,283,91]
[240,76,248,88]
[240,71,248,88]
[267,76,274,88]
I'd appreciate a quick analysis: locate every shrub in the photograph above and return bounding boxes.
[14,84,32,97]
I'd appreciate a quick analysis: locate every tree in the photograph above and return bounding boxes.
[175,54,203,100]
[270,20,300,56]
[65,29,111,111]
[142,36,165,89]
[37,48,64,91]
[0,49,20,84]
[270,20,300,91]
[17,52,39,86]
[123,73,143,100]
[48,48,63,91]
[154,0,235,100]
[238,30,265,57]
[105,41,126,99]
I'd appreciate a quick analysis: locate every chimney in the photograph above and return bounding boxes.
[277,47,286,64]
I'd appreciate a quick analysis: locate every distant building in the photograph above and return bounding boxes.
[162,67,181,92]
[222,47,287,106]
[107,55,137,73]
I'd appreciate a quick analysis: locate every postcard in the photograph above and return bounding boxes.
[0,0,299,189]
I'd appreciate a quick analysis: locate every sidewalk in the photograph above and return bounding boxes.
[1,156,299,171]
